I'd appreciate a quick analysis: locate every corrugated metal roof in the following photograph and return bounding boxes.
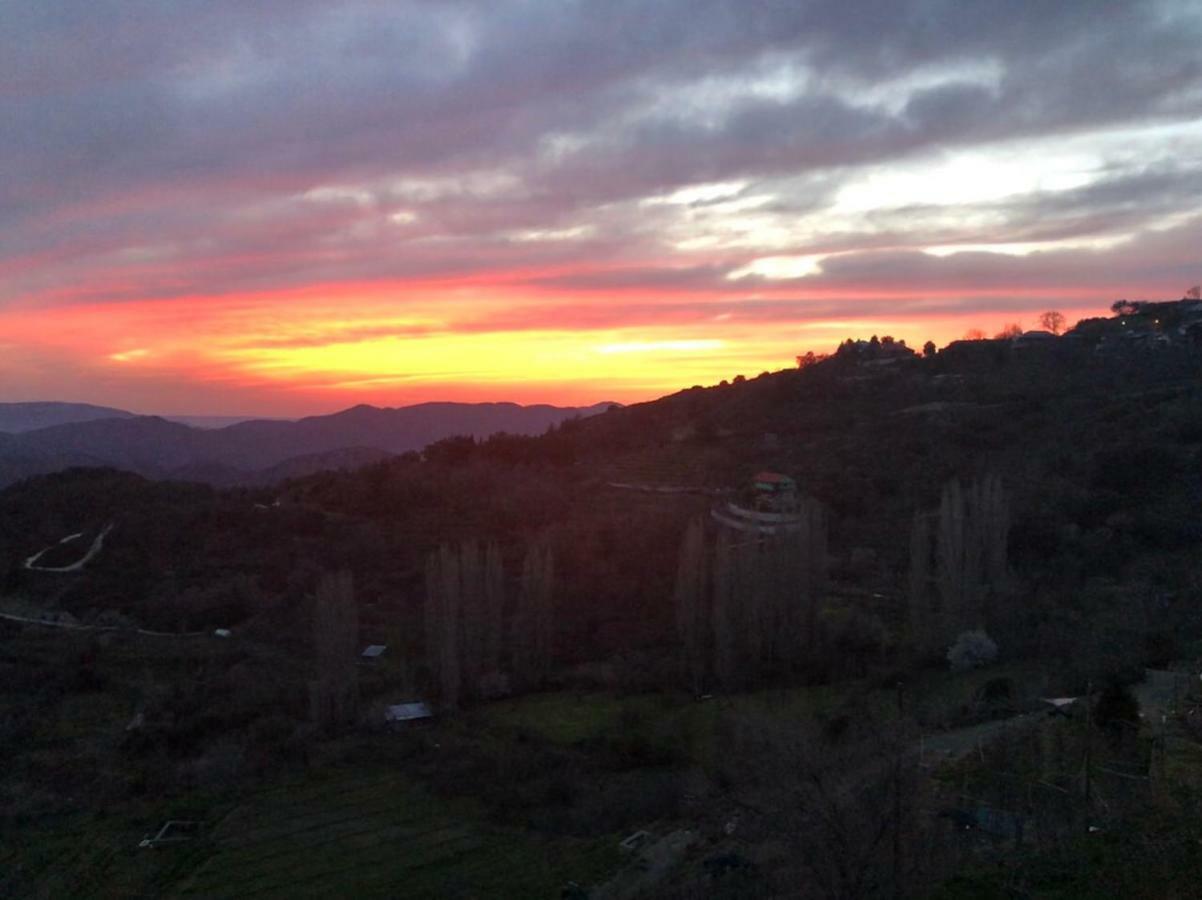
[385,702,433,722]
[361,644,387,658]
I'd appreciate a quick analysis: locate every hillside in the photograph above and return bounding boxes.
[5,302,1202,666]
[4,302,1202,897]
[0,401,135,433]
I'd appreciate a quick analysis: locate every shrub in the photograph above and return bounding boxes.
[947,630,998,672]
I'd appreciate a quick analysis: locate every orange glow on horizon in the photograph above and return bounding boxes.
[0,281,1108,415]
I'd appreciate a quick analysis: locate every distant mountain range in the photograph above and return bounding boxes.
[0,401,615,487]
[0,402,138,433]
[0,403,282,433]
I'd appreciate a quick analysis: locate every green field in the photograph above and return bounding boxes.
[2,766,622,899]
[0,618,1078,899]
[172,769,621,899]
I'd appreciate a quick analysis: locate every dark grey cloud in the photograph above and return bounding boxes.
[788,212,1202,296]
[3,0,1202,309]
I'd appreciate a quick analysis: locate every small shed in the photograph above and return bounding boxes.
[384,701,433,727]
[1041,697,1080,718]
[361,644,387,660]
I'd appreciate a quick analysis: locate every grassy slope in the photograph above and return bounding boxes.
[173,770,620,899]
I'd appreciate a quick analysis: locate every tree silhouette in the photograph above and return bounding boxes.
[309,571,359,732]
[674,519,707,694]
[1039,310,1066,334]
[515,542,555,688]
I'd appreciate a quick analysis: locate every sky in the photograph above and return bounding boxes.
[3,1,1202,416]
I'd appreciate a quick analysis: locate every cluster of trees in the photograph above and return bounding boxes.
[908,476,1010,660]
[962,310,1067,341]
[1112,287,1202,316]
[675,499,828,692]
[672,476,1010,691]
[795,351,830,369]
[304,539,559,726]
[423,540,555,709]
[820,310,1070,361]
[422,423,583,468]
[833,335,914,360]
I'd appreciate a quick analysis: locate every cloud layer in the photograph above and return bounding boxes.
[3,1,1202,412]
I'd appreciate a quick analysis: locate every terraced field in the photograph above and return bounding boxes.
[172,769,621,899]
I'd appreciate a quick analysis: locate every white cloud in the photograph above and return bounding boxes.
[727,255,827,279]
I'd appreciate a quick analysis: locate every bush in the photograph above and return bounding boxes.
[947,630,998,672]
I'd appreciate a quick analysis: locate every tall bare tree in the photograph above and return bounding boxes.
[482,541,505,679]
[908,510,934,657]
[795,497,828,656]
[709,496,828,688]
[424,546,463,709]
[515,542,555,687]
[931,476,1009,642]
[424,541,509,707]
[712,529,737,691]
[458,540,484,695]
[674,519,708,693]
[309,571,359,732]
[1039,310,1066,334]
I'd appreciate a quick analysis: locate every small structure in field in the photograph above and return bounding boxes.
[384,701,433,728]
[1042,697,1080,718]
[361,644,387,661]
[619,830,653,854]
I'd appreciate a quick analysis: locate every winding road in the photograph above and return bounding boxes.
[24,523,114,572]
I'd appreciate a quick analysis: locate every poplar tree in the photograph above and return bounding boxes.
[424,545,463,710]
[309,571,359,732]
[907,511,934,656]
[482,541,505,678]
[742,538,766,684]
[424,540,510,707]
[936,479,968,636]
[928,475,1010,642]
[793,497,828,657]
[458,540,484,695]
[712,529,737,691]
[515,543,555,687]
[709,496,828,688]
[673,518,708,693]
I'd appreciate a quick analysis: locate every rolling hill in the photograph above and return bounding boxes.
[0,402,135,433]
[0,401,614,487]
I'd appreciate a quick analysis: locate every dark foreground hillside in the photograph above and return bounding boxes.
[4,305,1202,897]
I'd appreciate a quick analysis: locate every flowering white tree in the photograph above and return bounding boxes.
[947,629,997,672]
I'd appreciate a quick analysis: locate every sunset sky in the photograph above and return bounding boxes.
[4,1,1202,415]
